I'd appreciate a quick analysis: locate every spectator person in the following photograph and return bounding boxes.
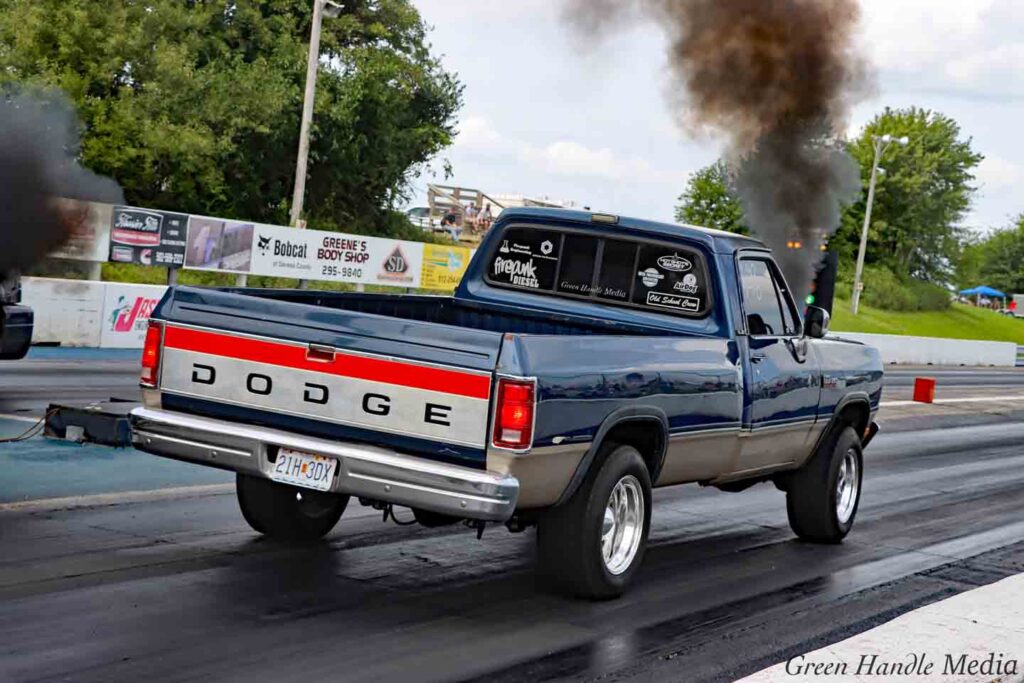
[465,203,478,232]
[441,211,460,241]
[478,203,494,231]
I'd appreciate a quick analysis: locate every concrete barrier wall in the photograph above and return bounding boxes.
[22,278,167,348]
[21,278,105,347]
[837,332,1018,367]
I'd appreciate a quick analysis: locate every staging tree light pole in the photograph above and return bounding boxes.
[290,0,343,230]
[850,133,910,315]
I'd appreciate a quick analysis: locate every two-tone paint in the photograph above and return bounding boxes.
[134,207,883,518]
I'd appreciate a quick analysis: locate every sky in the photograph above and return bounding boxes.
[410,0,1024,234]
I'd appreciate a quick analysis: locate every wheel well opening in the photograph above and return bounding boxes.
[837,401,870,438]
[603,420,664,476]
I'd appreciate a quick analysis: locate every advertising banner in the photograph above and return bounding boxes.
[108,206,188,267]
[49,200,112,262]
[184,215,255,272]
[100,282,168,348]
[208,223,425,288]
[421,244,472,291]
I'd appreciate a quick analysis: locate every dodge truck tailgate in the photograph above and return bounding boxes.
[150,287,504,467]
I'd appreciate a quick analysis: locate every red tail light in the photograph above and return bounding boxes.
[492,378,535,450]
[140,321,163,388]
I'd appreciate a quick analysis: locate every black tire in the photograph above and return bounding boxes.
[537,444,652,600]
[236,474,348,543]
[786,426,863,543]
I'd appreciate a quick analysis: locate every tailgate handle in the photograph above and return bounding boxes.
[306,344,336,363]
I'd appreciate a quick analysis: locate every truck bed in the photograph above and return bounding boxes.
[150,286,680,469]
[228,288,672,337]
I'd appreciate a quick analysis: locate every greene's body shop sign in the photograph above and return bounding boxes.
[185,220,425,288]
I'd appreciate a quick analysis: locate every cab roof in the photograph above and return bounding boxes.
[496,206,765,254]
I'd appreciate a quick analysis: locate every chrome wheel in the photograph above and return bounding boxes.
[835,448,860,524]
[601,475,645,575]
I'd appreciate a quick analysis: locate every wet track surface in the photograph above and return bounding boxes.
[2,351,1024,681]
[2,420,1024,682]
[0,349,141,415]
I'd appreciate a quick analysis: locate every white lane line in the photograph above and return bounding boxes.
[738,573,1024,682]
[883,395,1024,407]
[0,483,234,513]
[0,412,45,424]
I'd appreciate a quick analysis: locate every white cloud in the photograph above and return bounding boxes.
[976,155,1022,190]
[519,140,667,182]
[452,116,676,185]
[946,42,1024,89]
[454,115,508,152]
[859,0,1024,96]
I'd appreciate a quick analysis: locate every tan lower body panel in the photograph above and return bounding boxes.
[487,442,589,508]
[657,428,742,486]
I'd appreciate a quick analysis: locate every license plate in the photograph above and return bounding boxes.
[270,448,338,492]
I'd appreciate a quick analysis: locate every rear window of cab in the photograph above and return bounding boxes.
[485,226,712,318]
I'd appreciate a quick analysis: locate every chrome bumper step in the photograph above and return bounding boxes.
[130,407,519,522]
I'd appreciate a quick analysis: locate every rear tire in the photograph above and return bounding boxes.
[537,444,652,600]
[786,426,863,543]
[236,474,348,543]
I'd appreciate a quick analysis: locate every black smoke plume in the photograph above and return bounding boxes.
[0,88,122,279]
[564,0,870,303]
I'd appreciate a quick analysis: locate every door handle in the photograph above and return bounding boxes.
[306,344,336,363]
[750,353,767,364]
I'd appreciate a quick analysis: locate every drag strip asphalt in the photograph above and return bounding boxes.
[1,419,1023,682]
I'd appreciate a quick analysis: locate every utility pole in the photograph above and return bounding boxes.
[291,0,342,289]
[851,134,909,315]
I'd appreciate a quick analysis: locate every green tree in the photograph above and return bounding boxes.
[836,107,983,281]
[969,214,1024,295]
[0,0,462,236]
[675,160,748,234]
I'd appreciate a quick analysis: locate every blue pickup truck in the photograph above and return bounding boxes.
[130,208,882,598]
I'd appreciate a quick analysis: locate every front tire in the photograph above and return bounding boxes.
[786,426,863,543]
[236,474,348,543]
[537,444,652,600]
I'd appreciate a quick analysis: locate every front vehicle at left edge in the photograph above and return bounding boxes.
[0,274,33,360]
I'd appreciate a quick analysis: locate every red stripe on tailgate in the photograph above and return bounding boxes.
[163,326,491,400]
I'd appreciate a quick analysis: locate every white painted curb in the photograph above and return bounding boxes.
[739,573,1024,682]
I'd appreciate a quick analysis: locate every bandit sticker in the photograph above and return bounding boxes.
[657,254,693,273]
[638,267,664,288]
[493,256,540,288]
[674,273,699,294]
[646,291,700,312]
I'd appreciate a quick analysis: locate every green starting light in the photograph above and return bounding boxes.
[805,294,816,305]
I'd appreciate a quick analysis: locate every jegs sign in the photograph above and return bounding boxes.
[100,283,169,348]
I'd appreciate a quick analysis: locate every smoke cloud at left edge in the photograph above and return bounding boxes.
[0,88,123,279]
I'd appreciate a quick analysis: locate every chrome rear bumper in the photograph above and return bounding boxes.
[130,407,519,522]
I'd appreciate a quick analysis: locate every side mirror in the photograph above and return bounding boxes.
[804,306,830,339]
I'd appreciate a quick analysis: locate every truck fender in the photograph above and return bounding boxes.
[812,392,872,456]
[553,406,669,507]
